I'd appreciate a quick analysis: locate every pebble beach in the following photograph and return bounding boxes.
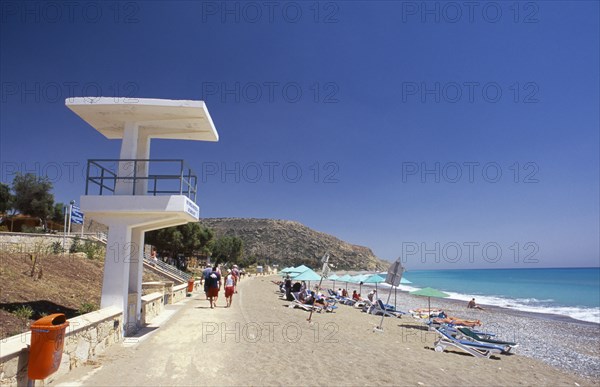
[334,280,600,380]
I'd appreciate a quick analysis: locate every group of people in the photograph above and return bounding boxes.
[281,275,334,309]
[201,264,241,308]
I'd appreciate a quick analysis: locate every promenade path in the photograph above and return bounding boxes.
[52,276,347,386]
[51,276,588,386]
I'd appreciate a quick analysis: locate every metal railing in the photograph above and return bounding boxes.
[85,159,198,201]
[143,254,192,282]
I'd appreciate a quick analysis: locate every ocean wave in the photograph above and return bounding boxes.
[367,283,600,324]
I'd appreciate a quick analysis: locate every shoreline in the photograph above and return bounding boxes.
[323,279,600,380]
[395,285,599,327]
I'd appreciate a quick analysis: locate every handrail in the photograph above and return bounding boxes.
[143,254,192,282]
[85,159,198,202]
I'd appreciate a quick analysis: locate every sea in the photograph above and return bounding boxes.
[393,268,600,324]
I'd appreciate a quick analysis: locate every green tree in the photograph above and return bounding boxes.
[210,236,244,265]
[0,182,12,214]
[11,174,54,230]
[145,223,214,259]
[51,203,65,223]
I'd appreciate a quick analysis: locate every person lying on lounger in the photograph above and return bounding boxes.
[314,293,331,308]
[352,290,362,301]
[432,316,482,327]
[302,291,315,305]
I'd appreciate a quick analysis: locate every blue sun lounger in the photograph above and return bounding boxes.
[433,327,505,359]
[455,327,518,353]
[367,300,404,318]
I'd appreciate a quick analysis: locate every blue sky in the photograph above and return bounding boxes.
[1,1,598,269]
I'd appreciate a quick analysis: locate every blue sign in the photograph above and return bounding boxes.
[70,205,84,224]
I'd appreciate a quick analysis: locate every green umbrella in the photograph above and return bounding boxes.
[328,273,339,289]
[292,268,321,281]
[336,274,354,291]
[410,287,450,317]
[293,264,311,272]
[350,274,369,294]
[377,272,412,284]
[362,273,386,293]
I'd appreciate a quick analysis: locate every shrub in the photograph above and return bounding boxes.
[78,302,97,315]
[51,241,64,254]
[13,305,34,320]
[21,225,43,234]
[82,240,104,260]
[69,236,82,253]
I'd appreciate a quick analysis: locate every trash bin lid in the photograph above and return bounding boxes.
[31,313,69,329]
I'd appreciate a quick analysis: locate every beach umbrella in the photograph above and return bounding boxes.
[362,273,386,293]
[328,273,339,289]
[280,267,296,273]
[292,268,321,281]
[350,274,369,294]
[409,287,449,317]
[377,272,412,284]
[336,274,354,291]
[292,268,323,292]
[293,264,311,272]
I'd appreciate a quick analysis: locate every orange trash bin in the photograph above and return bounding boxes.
[28,313,69,380]
[187,278,195,293]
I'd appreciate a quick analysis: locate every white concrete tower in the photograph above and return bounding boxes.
[66,97,219,336]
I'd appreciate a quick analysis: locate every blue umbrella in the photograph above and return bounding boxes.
[362,273,386,292]
[292,268,321,281]
[377,272,412,284]
[336,274,354,291]
[328,273,339,289]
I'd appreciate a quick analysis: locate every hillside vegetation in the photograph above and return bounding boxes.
[200,218,388,271]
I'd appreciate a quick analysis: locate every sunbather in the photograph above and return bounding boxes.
[432,316,482,327]
[352,290,361,301]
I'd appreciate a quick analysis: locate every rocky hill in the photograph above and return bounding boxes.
[200,218,388,271]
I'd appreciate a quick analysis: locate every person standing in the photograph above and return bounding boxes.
[284,274,293,301]
[206,266,221,309]
[150,248,158,265]
[224,269,235,307]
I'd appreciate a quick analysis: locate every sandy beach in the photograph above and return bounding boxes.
[51,274,598,386]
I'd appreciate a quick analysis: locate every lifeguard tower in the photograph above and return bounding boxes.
[66,97,219,336]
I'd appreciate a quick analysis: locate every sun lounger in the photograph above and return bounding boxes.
[288,292,324,312]
[326,289,355,305]
[354,299,369,311]
[288,293,338,313]
[409,308,442,319]
[366,300,403,318]
[455,327,518,353]
[433,327,504,359]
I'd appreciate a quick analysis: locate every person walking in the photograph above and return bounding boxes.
[232,265,240,294]
[206,266,221,309]
[201,264,212,300]
[224,269,235,307]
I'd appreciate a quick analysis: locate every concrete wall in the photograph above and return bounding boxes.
[0,306,123,386]
[171,283,188,304]
[141,292,164,324]
[0,232,101,254]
